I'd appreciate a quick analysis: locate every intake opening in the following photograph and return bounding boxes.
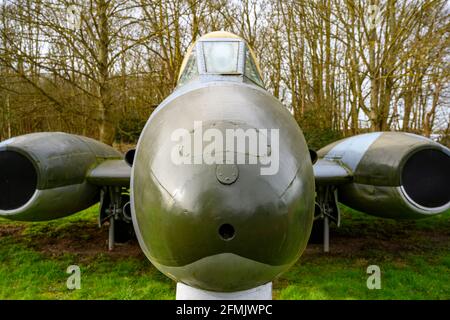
[402,148,450,208]
[0,151,37,210]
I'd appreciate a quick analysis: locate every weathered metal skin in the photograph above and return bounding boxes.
[318,132,450,219]
[0,132,122,221]
[87,159,131,186]
[131,81,315,292]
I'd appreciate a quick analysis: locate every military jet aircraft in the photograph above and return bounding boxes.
[0,31,449,297]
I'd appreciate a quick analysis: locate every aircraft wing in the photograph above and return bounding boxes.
[313,158,353,186]
[87,159,131,187]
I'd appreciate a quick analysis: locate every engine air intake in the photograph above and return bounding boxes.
[0,151,37,210]
[402,148,450,208]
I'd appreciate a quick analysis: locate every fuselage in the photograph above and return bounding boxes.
[130,32,316,292]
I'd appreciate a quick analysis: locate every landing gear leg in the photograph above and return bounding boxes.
[108,216,115,251]
[309,186,340,253]
[99,186,134,251]
[323,216,329,253]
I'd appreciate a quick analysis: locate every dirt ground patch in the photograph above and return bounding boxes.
[305,225,450,259]
[1,222,144,263]
[1,219,448,263]
[0,225,25,237]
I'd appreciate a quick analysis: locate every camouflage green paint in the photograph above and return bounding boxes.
[353,132,447,186]
[0,132,122,221]
[131,82,315,292]
[318,132,450,219]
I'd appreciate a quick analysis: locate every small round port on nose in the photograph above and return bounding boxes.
[218,223,235,241]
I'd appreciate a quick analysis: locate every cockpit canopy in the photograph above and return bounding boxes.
[178,31,264,88]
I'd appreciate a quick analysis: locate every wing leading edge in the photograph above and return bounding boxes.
[313,158,353,186]
[87,159,131,187]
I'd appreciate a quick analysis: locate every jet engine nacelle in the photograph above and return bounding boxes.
[318,132,450,219]
[0,132,122,221]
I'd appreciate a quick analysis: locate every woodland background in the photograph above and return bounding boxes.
[0,0,449,149]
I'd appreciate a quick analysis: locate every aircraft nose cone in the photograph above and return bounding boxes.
[174,162,289,257]
[132,158,313,292]
[131,82,315,292]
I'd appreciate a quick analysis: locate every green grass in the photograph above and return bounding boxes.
[0,206,449,299]
[0,207,174,299]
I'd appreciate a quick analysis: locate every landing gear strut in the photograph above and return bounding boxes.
[99,186,134,250]
[310,186,340,252]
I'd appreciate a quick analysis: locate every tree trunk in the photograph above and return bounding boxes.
[96,0,115,145]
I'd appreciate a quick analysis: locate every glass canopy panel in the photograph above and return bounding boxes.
[244,48,264,87]
[203,41,240,74]
[178,49,198,86]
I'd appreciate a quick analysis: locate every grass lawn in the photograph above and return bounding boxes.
[0,205,449,300]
